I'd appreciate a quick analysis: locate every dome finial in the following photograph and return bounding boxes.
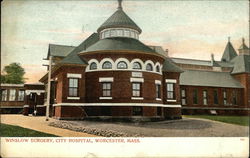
[118,0,123,10]
[228,36,230,42]
[242,37,245,44]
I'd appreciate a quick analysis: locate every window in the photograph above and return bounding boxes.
[156,66,160,72]
[90,62,97,70]
[117,61,127,69]
[117,29,123,36]
[193,89,198,104]
[132,83,141,97]
[213,90,218,104]
[166,83,175,99]
[130,31,135,38]
[124,30,130,37]
[104,30,110,38]
[110,30,116,37]
[156,84,161,99]
[102,61,112,69]
[9,89,16,101]
[146,63,153,71]
[132,62,142,69]
[1,89,7,101]
[69,78,79,97]
[181,89,186,105]
[133,106,143,116]
[223,90,227,105]
[232,90,237,105]
[102,82,112,97]
[18,90,25,101]
[203,90,208,105]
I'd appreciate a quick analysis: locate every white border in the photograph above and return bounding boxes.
[53,103,181,108]
[25,90,45,95]
[67,97,80,100]
[155,80,162,85]
[99,97,113,100]
[130,78,144,83]
[99,77,114,82]
[131,97,144,100]
[165,79,177,83]
[67,73,82,78]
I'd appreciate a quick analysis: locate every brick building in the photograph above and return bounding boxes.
[0,83,45,115]
[38,0,249,120]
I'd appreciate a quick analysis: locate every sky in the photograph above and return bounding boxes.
[1,0,249,83]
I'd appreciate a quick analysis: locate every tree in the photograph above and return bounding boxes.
[1,63,26,84]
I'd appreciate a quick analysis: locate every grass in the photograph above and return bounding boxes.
[0,123,58,137]
[184,115,249,126]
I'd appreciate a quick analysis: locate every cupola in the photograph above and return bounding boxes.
[97,0,142,40]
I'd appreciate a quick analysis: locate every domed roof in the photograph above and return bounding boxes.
[81,37,156,54]
[97,8,142,33]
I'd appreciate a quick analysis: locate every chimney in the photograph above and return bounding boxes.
[211,53,214,66]
[165,49,169,57]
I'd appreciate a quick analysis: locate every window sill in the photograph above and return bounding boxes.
[99,97,112,100]
[156,98,162,101]
[67,97,80,100]
[131,97,144,100]
[167,99,177,102]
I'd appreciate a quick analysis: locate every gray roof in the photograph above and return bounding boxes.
[82,37,156,54]
[221,41,238,62]
[47,44,76,59]
[148,45,167,57]
[162,58,183,73]
[180,70,243,88]
[97,8,142,33]
[231,55,250,74]
[60,33,99,65]
[171,57,234,68]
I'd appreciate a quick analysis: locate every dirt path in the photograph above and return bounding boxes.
[1,114,97,137]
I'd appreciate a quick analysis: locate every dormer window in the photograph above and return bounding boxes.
[146,63,153,71]
[90,62,97,70]
[102,61,112,69]
[133,62,142,69]
[117,61,127,69]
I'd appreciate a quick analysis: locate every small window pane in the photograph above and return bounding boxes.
[102,61,112,69]
[117,29,123,36]
[1,89,8,101]
[156,66,160,72]
[90,62,97,70]
[146,64,153,71]
[18,90,25,101]
[9,89,16,101]
[132,62,142,69]
[104,30,110,38]
[117,61,127,69]
[110,30,116,37]
[124,30,130,37]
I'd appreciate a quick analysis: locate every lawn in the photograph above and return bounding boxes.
[0,123,58,137]
[184,115,249,126]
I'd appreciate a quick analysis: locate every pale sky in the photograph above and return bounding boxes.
[1,0,249,83]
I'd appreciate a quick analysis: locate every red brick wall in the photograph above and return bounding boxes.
[180,85,244,108]
[54,66,86,103]
[85,71,163,103]
[233,73,250,107]
[162,72,181,105]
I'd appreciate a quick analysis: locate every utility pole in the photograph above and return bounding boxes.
[46,55,52,121]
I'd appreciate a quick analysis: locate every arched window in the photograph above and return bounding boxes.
[156,65,160,72]
[117,61,127,69]
[90,62,97,70]
[102,61,112,69]
[146,63,153,71]
[132,62,142,69]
